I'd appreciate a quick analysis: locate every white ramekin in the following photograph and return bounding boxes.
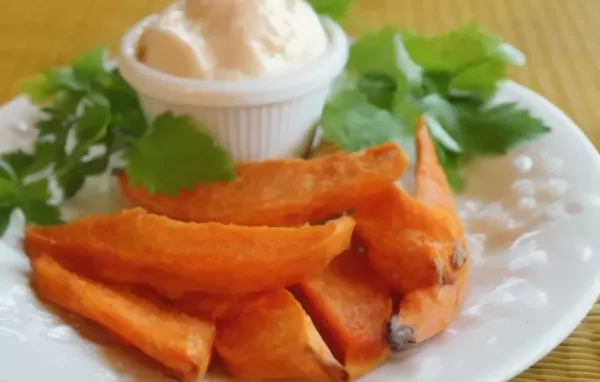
[119,14,349,162]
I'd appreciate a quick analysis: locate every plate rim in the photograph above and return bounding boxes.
[486,80,600,382]
[0,80,599,382]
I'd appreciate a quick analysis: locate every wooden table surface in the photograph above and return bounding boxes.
[0,0,599,381]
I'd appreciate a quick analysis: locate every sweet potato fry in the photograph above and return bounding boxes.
[309,138,340,158]
[173,292,242,320]
[355,118,469,294]
[215,289,347,382]
[31,254,215,382]
[414,117,459,215]
[119,142,408,227]
[25,208,355,295]
[292,247,392,379]
[388,263,470,349]
[30,253,206,300]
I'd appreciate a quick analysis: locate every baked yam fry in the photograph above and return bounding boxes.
[25,208,355,295]
[389,263,470,349]
[173,292,243,320]
[119,142,408,227]
[355,119,469,294]
[32,254,215,382]
[355,119,471,346]
[215,289,348,382]
[292,247,392,379]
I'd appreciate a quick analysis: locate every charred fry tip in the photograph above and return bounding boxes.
[387,316,416,351]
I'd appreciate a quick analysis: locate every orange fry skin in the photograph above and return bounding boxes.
[355,118,471,348]
[292,247,392,379]
[414,118,458,213]
[173,292,243,320]
[119,142,408,227]
[389,262,470,349]
[215,289,348,382]
[413,118,469,272]
[31,254,215,382]
[25,208,355,295]
[355,119,469,295]
[355,185,464,294]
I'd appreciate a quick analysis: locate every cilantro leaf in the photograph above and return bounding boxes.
[348,27,422,92]
[0,176,15,202]
[321,22,546,193]
[65,95,111,171]
[1,151,34,178]
[402,22,523,98]
[0,164,17,235]
[426,116,461,154]
[391,91,421,128]
[126,113,236,196]
[21,179,52,201]
[402,22,522,72]
[35,116,63,138]
[450,60,509,97]
[348,27,400,77]
[21,47,145,204]
[18,46,236,210]
[57,168,86,199]
[420,94,459,133]
[357,73,397,110]
[0,151,61,233]
[75,95,111,143]
[0,206,14,236]
[434,144,465,193]
[72,46,107,82]
[20,68,86,106]
[19,73,57,103]
[105,70,149,150]
[29,141,60,174]
[418,94,462,153]
[457,102,551,157]
[307,0,356,20]
[21,201,63,226]
[321,89,411,152]
[81,151,110,176]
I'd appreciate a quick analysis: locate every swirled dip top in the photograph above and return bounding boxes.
[136,0,329,81]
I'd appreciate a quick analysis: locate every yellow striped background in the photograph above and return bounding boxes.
[0,0,599,380]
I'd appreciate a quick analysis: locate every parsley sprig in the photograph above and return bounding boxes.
[0,47,234,235]
[0,3,551,235]
[320,22,550,191]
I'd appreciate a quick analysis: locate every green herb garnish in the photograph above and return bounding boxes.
[0,46,235,234]
[0,13,550,235]
[126,113,234,196]
[321,22,550,191]
[0,152,63,229]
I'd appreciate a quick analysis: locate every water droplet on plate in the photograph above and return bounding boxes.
[513,155,533,173]
[512,179,536,197]
[545,202,569,221]
[517,197,537,210]
[541,154,565,174]
[507,248,548,271]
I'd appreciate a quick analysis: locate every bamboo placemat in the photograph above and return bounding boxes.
[0,0,599,381]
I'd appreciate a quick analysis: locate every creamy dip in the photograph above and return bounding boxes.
[136,0,329,81]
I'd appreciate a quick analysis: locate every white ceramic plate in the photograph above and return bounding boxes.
[1,81,600,382]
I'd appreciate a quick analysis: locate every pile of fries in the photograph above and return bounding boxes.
[25,119,470,382]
